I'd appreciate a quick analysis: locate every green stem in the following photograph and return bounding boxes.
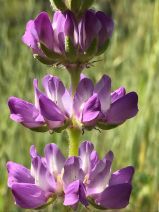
[66,65,84,96]
[70,70,81,95]
[67,127,81,156]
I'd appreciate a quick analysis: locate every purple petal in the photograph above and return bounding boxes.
[42,75,72,116]
[111,87,126,103]
[82,94,100,125]
[12,183,46,209]
[39,94,65,129]
[106,92,138,124]
[31,157,56,193]
[109,166,134,186]
[30,145,39,159]
[34,12,54,50]
[79,10,101,50]
[33,79,44,110]
[94,184,132,209]
[73,78,94,119]
[44,143,65,175]
[87,158,112,195]
[79,141,94,174]
[90,150,99,169]
[96,11,114,46]
[8,97,44,128]
[64,180,80,206]
[64,12,74,37]
[64,180,88,207]
[42,75,65,102]
[22,20,43,56]
[52,11,66,53]
[63,157,84,189]
[6,162,34,188]
[94,75,111,114]
[103,151,114,164]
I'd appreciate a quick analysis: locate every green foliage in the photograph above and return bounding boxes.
[0,0,159,211]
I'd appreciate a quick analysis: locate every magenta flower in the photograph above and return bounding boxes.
[8,74,138,132]
[22,10,114,66]
[7,141,134,209]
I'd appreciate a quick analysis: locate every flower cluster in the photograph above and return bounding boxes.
[22,10,114,66]
[7,141,134,209]
[7,0,138,210]
[8,74,138,132]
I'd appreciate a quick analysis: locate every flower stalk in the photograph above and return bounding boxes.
[66,65,83,96]
[67,127,81,156]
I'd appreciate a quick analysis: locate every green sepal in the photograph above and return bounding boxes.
[80,0,94,12]
[30,125,48,133]
[96,39,110,56]
[53,121,70,133]
[65,36,76,62]
[86,38,98,56]
[97,122,119,130]
[83,126,94,131]
[40,43,62,61]
[50,0,67,11]
[88,197,106,210]
[35,195,57,210]
[80,38,98,62]
[33,54,56,65]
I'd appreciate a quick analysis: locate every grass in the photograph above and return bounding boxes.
[0,0,159,211]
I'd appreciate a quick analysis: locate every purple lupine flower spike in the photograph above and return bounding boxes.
[7,141,134,209]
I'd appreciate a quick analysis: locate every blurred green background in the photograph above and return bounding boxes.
[0,0,159,211]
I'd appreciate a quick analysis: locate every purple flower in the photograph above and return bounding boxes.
[79,10,114,55]
[7,141,134,209]
[73,74,138,130]
[22,10,114,66]
[8,75,72,132]
[8,74,138,132]
[22,11,78,65]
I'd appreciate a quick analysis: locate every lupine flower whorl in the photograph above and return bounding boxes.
[7,141,134,209]
[8,74,138,133]
[22,10,114,68]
